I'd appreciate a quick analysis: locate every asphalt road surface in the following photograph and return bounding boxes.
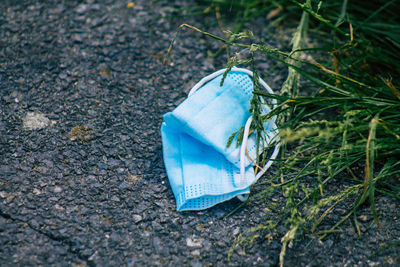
[1,0,399,266]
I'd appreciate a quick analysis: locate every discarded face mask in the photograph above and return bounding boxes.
[161,68,280,211]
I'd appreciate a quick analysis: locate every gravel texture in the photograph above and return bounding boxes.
[1,0,399,266]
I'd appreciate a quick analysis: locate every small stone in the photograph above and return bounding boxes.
[237,249,246,256]
[33,188,41,195]
[53,186,62,193]
[73,34,83,43]
[233,227,240,236]
[111,195,120,202]
[385,256,394,265]
[368,261,380,267]
[88,251,99,262]
[191,249,200,257]
[23,112,50,130]
[154,201,165,208]
[132,215,142,223]
[54,204,64,210]
[119,181,129,190]
[216,241,225,247]
[76,4,88,13]
[35,166,48,174]
[186,236,203,248]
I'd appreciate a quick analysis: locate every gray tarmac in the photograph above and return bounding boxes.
[1,0,399,266]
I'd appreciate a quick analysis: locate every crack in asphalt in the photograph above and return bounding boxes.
[0,209,93,266]
[0,210,12,220]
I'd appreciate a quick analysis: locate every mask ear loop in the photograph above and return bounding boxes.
[188,69,227,96]
[237,116,280,201]
[235,68,280,202]
[187,68,280,202]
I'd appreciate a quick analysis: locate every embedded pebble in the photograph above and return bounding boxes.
[53,186,62,193]
[132,215,143,223]
[186,236,203,248]
[233,227,240,236]
[22,112,50,130]
[191,249,201,257]
[33,188,42,195]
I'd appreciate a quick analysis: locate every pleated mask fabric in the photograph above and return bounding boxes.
[161,68,279,211]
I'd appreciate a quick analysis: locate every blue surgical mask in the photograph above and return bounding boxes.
[161,68,280,211]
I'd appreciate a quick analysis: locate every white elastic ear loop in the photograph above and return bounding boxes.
[237,118,280,202]
[233,68,280,202]
[188,69,228,96]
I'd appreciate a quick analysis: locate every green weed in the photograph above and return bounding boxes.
[168,0,400,265]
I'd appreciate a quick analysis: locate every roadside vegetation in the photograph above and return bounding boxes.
[168,0,400,265]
